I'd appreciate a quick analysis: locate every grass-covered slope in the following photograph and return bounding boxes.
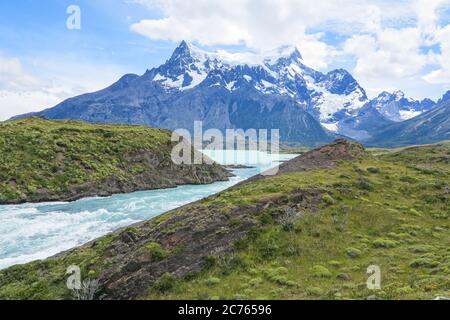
[0,140,448,300]
[0,117,230,204]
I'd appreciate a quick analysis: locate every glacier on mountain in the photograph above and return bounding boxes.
[11,41,444,146]
[149,41,369,128]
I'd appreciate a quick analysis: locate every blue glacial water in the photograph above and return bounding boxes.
[0,150,296,270]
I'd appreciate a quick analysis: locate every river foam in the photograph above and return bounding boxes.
[0,150,296,269]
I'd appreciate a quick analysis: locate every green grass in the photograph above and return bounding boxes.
[0,140,448,300]
[144,143,450,300]
[0,117,171,203]
[0,233,117,299]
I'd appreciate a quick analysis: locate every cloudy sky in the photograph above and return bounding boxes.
[1,0,450,120]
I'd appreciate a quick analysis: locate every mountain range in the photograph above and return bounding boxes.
[366,99,450,147]
[11,41,450,147]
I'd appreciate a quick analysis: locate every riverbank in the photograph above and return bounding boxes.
[2,140,447,300]
[0,118,231,205]
[0,150,296,270]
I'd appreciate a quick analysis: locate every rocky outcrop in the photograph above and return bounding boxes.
[243,139,368,183]
[96,188,324,299]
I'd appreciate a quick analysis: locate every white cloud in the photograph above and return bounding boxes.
[414,0,448,43]
[298,34,339,71]
[344,28,428,79]
[0,53,125,121]
[0,54,41,91]
[130,0,416,70]
[0,91,62,121]
[131,0,450,98]
[423,24,450,84]
[342,0,450,97]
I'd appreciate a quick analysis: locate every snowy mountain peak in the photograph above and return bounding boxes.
[393,90,405,101]
[370,90,436,122]
[170,41,220,64]
[377,91,393,101]
[169,40,196,63]
[174,40,190,54]
[262,45,303,65]
[168,41,304,68]
[149,41,368,123]
[438,90,450,104]
[374,91,407,105]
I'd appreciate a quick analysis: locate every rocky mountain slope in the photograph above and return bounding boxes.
[367,91,435,122]
[12,41,367,146]
[334,90,438,141]
[0,117,231,204]
[11,41,448,147]
[366,100,450,147]
[1,139,448,300]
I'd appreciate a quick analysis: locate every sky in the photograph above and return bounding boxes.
[1,0,450,120]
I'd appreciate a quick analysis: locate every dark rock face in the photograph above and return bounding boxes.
[438,90,450,104]
[337,103,395,141]
[94,188,325,300]
[19,77,336,147]
[255,139,368,179]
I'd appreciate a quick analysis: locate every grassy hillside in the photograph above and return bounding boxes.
[0,117,229,204]
[148,142,449,300]
[0,140,448,300]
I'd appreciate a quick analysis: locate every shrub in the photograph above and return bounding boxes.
[203,256,217,270]
[311,265,332,278]
[143,242,168,261]
[346,247,362,258]
[328,260,342,267]
[258,240,280,259]
[248,278,263,286]
[336,273,352,281]
[153,273,178,293]
[373,238,399,249]
[395,286,414,295]
[400,175,418,184]
[322,194,335,205]
[354,179,374,191]
[219,254,247,271]
[265,267,287,279]
[205,277,221,287]
[278,207,296,231]
[306,287,323,296]
[408,208,422,216]
[409,245,434,254]
[367,167,381,174]
[271,275,295,286]
[409,258,440,269]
